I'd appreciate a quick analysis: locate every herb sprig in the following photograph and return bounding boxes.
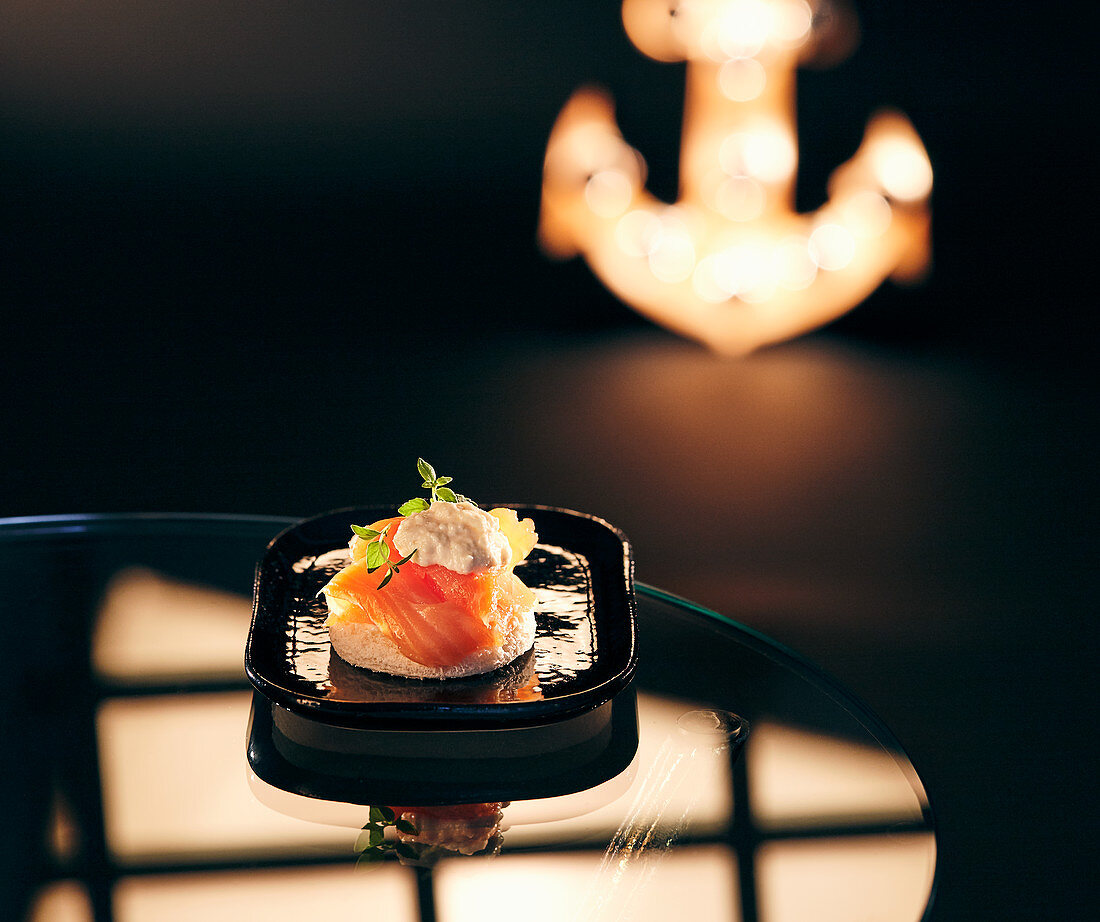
[398,458,476,516]
[350,522,416,589]
[349,458,475,588]
[354,806,419,867]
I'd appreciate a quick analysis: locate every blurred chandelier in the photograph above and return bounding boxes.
[540,0,932,355]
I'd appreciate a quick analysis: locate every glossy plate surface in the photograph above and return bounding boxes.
[246,506,636,727]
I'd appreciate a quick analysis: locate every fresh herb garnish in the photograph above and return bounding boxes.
[354,806,419,868]
[350,523,415,589]
[401,457,476,512]
[397,497,430,516]
[349,458,475,588]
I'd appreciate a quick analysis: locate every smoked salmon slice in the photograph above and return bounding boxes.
[324,516,537,669]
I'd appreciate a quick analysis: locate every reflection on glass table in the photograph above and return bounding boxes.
[1,514,935,922]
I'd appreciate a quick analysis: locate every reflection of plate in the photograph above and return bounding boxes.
[246,506,636,728]
[246,685,640,808]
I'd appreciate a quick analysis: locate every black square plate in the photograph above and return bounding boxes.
[246,506,636,728]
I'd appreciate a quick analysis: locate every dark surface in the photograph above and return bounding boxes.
[2,1,1096,919]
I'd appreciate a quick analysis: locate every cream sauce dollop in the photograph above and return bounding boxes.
[393,501,512,574]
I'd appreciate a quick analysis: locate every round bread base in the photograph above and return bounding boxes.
[327,612,536,680]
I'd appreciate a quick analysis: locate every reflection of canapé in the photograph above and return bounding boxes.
[391,802,508,863]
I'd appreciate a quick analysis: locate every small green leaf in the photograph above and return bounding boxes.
[417,458,436,484]
[398,497,430,516]
[368,805,394,824]
[394,841,420,860]
[355,826,384,851]
[356,848,385,867]
[365,540,388,571]
[434,476,452,486]
[351,524,381,539]
[377,568,395,589]
[436,487,458,503]
[395,818,419,835]
[395,549,417,566]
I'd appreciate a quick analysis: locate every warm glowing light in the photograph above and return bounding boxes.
[93,568,251,683]
[27,881,92,922]
[714,241,773,299]
[721,125,797,184]
[841,190,893,239]
[114,866,417,922]
[648,210,697,282]
[809,223,856,271]
[715,174,766,221]
[871,135,934,202]
[616,208,663,258]
[98,692,352,859]
[774,235,818,289]
[719,56,766,101]
[747,721,929,826]
[758,836,936,922]
[541,0,932,355]
[772,0,814,47]
[717,0,775,59]
[585,169,634,217]
[436,847,738,922]
[693,255,733,302]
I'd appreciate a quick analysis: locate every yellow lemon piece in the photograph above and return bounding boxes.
[489,508,538,566]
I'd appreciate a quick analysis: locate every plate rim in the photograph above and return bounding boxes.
[245,504,637,729]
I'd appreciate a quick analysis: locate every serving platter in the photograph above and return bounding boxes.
[246,505,636,729]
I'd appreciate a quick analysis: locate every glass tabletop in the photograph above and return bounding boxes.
[1,514,935,922]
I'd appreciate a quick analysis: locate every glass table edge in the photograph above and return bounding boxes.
[635,585,939,828]
[0,511,299,539]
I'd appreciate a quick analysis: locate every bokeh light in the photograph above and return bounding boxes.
[542,0,932,354]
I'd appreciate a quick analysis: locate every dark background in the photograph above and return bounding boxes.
[2,2,1095,919]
